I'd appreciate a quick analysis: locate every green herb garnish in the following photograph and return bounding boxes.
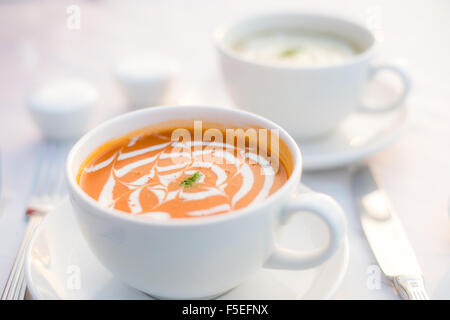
[180,171,202,189]
[279,48,300,58]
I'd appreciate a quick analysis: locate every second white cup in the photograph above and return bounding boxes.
[215,13,411,140]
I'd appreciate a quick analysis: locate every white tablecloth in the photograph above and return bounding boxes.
[0,0,449,299]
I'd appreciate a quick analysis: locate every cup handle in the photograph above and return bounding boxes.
[359,64,411,113]
[264,192,346,270]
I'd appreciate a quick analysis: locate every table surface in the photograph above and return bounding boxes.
[0,0,449,300]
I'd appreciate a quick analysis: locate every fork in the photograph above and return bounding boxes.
[1,141,72,300]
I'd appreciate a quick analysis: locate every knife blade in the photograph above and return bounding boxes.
[351,164,429,299]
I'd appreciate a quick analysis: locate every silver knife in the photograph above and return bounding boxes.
[351,164,429,300]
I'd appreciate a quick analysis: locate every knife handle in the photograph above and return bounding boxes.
[393,276,429,300]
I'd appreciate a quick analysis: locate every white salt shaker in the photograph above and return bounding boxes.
[114,54,177,109]
[26,78,98,140]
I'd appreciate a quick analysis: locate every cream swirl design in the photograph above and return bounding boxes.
[79,131,288,219]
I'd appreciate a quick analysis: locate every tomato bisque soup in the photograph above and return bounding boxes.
[78,124,291,220]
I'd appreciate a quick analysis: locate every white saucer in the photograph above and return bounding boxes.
[25,188,348,300]
[178,74,408,171]
[298,107,408,170]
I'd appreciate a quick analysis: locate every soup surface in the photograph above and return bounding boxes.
[231,29,360,67]
[78,128,288,219]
